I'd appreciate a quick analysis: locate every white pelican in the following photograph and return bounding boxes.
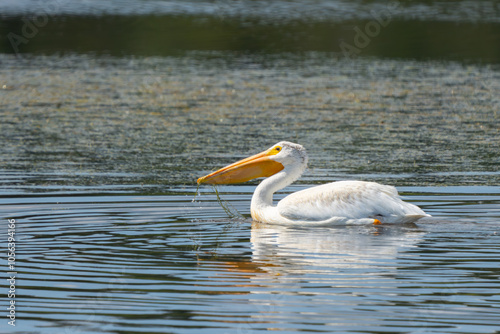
[197,141,430,225]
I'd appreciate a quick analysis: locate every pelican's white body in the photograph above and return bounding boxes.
[250,142,429,225]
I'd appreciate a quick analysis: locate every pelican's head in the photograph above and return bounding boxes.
[197,141,308,185]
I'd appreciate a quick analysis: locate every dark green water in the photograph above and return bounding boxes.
[1,15,500,62]
[2,0,500,62]
[1,1,500,333]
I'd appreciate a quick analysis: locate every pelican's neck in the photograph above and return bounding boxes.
[250,165,305,222]
[252,172,290,207]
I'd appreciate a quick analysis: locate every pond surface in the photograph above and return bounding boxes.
[2,181,500,333]
[1,53,500,333]
[1,1,500,333]
[1,0,500,62]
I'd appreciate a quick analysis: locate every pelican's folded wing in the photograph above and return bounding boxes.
[277,180,428,223]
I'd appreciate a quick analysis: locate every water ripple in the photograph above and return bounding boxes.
[1,185,499,333]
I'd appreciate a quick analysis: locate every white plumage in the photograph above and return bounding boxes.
[276,180,428,225]
[198,141,430,225]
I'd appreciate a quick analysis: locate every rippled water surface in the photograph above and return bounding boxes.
[2,1,500,332]
[1,50,500,333]
[2,181,500,333]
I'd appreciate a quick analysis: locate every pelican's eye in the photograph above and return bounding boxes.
[268,146,282,156]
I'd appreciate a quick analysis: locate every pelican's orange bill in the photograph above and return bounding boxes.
[197,148,284,185]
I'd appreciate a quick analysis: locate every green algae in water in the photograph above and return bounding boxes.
[212,185,244,219]
[193,183,244,218]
